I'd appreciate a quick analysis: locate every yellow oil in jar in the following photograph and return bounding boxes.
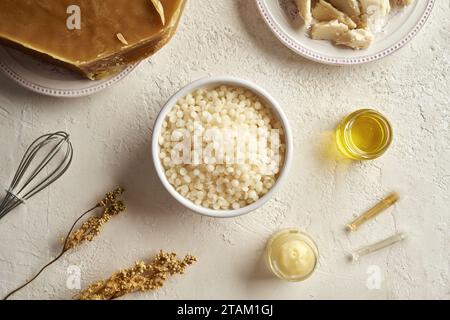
[336,109,392,160]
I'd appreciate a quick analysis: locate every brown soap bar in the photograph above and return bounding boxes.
[0,0,186,80]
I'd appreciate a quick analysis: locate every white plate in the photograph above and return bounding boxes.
[0,45,137,97]
[256,0,435,65]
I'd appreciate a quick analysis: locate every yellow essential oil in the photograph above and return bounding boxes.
[336,109,393,160]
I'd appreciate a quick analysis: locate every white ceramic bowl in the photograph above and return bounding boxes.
[152,76,293,218]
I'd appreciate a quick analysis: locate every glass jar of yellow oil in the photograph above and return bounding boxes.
[336,109,393,160]
[265,229,319,282]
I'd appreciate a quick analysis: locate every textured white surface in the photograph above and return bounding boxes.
[0,0,448,300]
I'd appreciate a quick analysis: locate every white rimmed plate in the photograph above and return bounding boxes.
[0,45,137,97]
[256,0,435,65]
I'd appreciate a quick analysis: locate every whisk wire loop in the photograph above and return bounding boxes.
[0,131,73,220]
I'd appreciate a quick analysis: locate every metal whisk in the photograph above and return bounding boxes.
[0,131,73,220]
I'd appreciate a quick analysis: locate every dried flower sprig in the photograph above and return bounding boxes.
[3,187,126,300]
[77,250,197,300]
[64,187,126,251]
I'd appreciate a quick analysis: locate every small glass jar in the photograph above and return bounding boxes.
[336,109,393,160]
[265,229,319,282]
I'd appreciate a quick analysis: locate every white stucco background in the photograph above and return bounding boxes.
[0,0,448,300]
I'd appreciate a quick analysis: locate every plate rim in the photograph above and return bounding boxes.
[256,0,435,65]
[0,46,138,98]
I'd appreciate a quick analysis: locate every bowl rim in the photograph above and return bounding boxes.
[151,76,293,218]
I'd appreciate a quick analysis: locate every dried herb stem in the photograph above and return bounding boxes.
[3,205,98,300]
[3,187,126,300]
[77,250,197,300]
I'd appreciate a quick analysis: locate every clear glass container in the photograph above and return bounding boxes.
[265,229,319,282]
[336,109,393,160]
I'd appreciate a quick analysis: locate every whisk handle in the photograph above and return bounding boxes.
[0,189,25,220]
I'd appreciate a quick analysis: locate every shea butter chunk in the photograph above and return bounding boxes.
[312,0,357,29]
[328,0,361,17]
[336,28,374,50]
[294,0,313,26]
[311,20,349,42]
